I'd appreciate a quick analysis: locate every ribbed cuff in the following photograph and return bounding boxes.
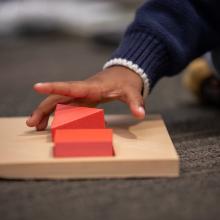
[108,31,169,91]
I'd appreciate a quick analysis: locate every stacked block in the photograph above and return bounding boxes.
[51,104,105,139]
[51,104,114,158]
[54,129,114,157]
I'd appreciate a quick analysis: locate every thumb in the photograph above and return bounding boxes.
[124,88,146,119]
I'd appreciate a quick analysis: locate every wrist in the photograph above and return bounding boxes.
[103,58,149,98]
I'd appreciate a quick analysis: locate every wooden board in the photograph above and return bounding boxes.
[0,115,179,179]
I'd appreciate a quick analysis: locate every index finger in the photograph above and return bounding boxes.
[34,81,91,98]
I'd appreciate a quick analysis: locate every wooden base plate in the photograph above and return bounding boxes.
[0,115,179,179]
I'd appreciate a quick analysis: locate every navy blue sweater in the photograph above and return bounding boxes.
[111,0,220,90]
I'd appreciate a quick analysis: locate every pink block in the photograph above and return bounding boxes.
[53,129,114,157]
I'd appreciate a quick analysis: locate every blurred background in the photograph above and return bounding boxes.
[0,0,194,117]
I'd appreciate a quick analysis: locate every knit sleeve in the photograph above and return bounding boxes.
[104,0,220,92]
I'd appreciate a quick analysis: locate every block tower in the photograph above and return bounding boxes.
[51,104,114,157]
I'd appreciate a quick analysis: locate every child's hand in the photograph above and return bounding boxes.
[26,66,146,130]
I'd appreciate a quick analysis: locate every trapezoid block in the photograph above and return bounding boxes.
[53,129,114,157]
[51,104,106,139]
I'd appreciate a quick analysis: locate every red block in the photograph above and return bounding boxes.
[51,104,105,139]
[53,129,114,157]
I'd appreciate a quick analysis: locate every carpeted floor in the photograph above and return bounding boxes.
[0,37,219,220]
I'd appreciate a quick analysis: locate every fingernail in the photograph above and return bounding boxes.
[138,106,145,115]
[34,83,44,87]
[26,116,32,122]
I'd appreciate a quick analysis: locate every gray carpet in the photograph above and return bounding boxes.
[0,37,219,220]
